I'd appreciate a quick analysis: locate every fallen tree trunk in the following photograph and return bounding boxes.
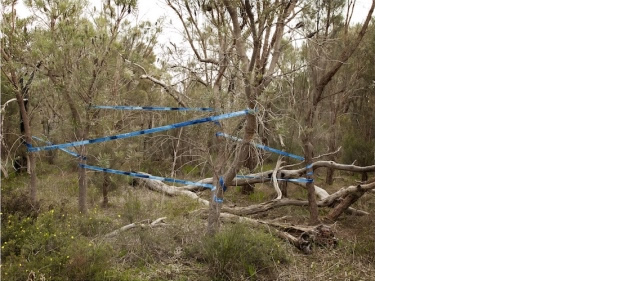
[135,175,210,206]
[105,217,167,237]
[176,160,375,192]
[137,173,374,217]
[325,186,365,222]
[221,182,375,216]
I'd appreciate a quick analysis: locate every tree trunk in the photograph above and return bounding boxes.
[77,127,88,214]
[281,180,288,198]
[78,148,88,214]
[303,139,319,225]
[16,89,37,207]
[102,172,110,208]
[207,175,224,234]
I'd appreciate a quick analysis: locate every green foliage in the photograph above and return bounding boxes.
[76,213,115,236]
[187,223,289,280]
[122,191,142,223]
[341,129,375,166]
[248,189,268,203]
[0,183,39,219]
[1,209,124,281]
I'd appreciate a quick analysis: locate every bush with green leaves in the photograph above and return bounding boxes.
[187,223,289,280]
[1,209,124,281]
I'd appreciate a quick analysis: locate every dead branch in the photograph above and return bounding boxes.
[135,175,210,206]
[221,182,374,216]
[272,157,283,199]
[139,74,188,107]
[325,186,365,222]
[105,217,167,237]
[176,160,375,192]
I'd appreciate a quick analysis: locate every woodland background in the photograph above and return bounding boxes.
[1,0,375,280]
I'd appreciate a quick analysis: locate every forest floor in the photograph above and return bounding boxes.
[1,161,375,280]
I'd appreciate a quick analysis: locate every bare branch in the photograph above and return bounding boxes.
[139,74,188,107]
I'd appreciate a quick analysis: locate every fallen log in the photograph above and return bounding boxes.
[175,160,375,192]
[221,182,375,216]
[135,175,210,206]
[325,186,366,221]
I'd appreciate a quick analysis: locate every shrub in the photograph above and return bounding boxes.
[187,223,289,280]
[122,192,142,223]
[1,210,123,281]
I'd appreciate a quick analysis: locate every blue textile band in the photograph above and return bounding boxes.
[215,132,305,161]
[214,195,224,203]
[219,178,227,192]
[92,105,216,111]
[29,109,251,152]
[80,163,216,189]
[32,136,87,160]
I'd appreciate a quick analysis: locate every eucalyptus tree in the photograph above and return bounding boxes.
[291,0,375,223]
[27,0,137,213]
[1,0,44,207]
[164,0,300,234]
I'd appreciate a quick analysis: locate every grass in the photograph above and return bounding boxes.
[1,162,375,280]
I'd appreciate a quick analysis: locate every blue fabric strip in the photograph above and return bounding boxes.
[29,109,251,152]
[219,178,227,192]
[92,105,216,111]
[80,163,216,189]
[215,132,305,161]
[32,136,87,160]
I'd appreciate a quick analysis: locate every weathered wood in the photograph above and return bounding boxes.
[221,182,374,216]
[272,157,283,199]
[176,160,375,192]
[138,174,373,217]
[136,175,210,206]
[105,217,167,237]
[325,185,365,221]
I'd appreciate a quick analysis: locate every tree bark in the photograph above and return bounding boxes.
[303,140,319,225]
[325,185,365,221]
[78,145,88,214]
[15,88,37,207]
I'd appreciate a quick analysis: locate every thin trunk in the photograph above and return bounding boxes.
[207,175,224,234]
[303,136,319,225]
[16,89,37,207]
[78,144,88,214]
[171,128,183,177]
[281,180,288,198]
